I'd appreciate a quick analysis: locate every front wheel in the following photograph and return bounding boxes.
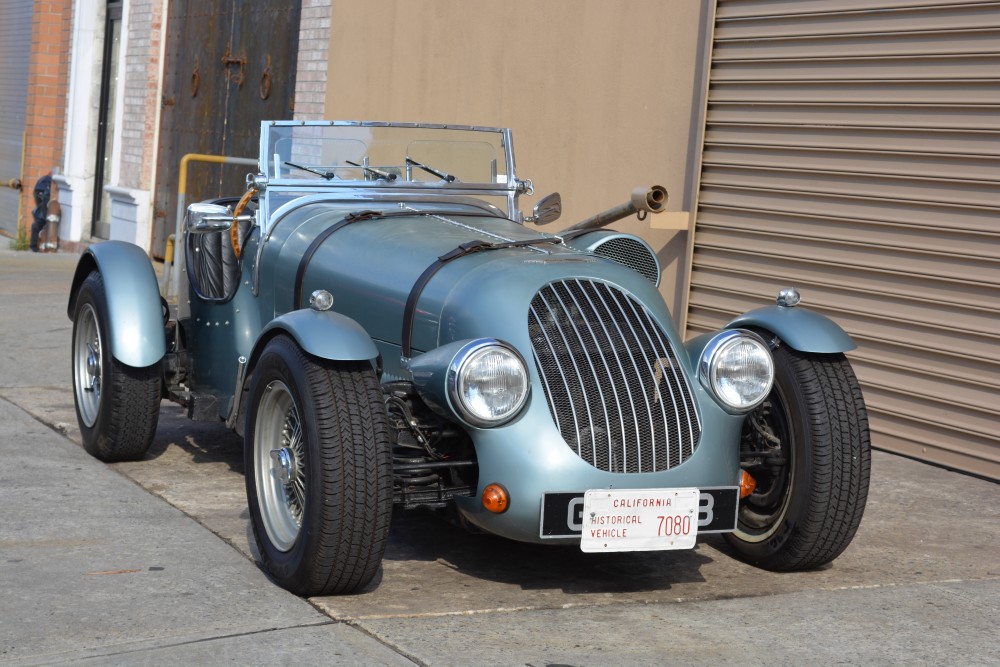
[71,271,161,462]
[245,336,392,596]
[724,345,871,571]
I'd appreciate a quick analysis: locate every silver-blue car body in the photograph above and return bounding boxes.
[69,121,871,597]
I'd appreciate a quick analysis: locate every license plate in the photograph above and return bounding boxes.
[580,488,699,553]
[540,487,739,539]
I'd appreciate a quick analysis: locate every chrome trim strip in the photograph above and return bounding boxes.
[587,285,652,470]
[563,280,628,470]
[548,284,610,464]
[604,288,679,468]
[225,355,248,430]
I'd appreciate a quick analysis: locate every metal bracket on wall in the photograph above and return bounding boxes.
[191,58,200,97]
[260,54,272,100]
[221,46,246,87]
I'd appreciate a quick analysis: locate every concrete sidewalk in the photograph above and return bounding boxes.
[0,398,412,666]
[0,249,412,664]
[1,244,998,666]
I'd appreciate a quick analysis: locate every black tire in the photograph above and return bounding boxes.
[723,345,871,571]
[71,271,161,462]
[245,336,392,596]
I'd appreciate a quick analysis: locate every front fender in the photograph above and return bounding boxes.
[257,309,378,362]
[67,241,166,368]
[726,305,856,353]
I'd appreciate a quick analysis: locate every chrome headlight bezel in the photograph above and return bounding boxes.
[699,330,774,414]
[447,339,530,428]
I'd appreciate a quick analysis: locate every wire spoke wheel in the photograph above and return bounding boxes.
[73,303,103,428]
[71,271,161,462]
[254,380,306,552]
[245,336,392,596]
[725,344,871,571]
[736,393,794,543]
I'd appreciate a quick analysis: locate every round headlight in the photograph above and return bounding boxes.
[700,331,774,413]
[450,341,529,427]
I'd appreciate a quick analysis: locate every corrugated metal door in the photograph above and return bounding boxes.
[0,2,32,238]
[153,0,300,257]
[686,0,1000,479]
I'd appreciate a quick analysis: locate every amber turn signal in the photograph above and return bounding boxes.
[740,470,757,499]
[481,483,509,513]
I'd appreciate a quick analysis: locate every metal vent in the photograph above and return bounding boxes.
[528,279,701,473]
[591,236,660,285]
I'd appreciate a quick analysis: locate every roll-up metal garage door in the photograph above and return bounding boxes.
[0,2,32,238]
[686,0,1000,479]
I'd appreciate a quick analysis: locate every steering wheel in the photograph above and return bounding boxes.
[230,189,256,259]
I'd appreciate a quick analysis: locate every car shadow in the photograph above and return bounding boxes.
[140,404,715,594]
[144,401,245,474]
[383,506,715,593]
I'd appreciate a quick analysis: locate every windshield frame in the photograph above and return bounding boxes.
[261,120,519,188]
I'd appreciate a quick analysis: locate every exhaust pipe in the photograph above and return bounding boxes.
[560,185,667,234]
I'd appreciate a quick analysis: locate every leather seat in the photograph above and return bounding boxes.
[186,197,254,301]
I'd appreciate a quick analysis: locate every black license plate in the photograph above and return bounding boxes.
[540,487,739,538]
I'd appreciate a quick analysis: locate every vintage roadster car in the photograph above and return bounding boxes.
[68,121,870,596]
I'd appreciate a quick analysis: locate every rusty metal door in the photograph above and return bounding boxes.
[153,0,300,257]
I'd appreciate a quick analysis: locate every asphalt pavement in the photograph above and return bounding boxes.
[0,243,997,666]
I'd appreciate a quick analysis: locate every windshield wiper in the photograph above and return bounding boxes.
[284,161,335,180]
[345,160,397,182]
[406,157,457,183]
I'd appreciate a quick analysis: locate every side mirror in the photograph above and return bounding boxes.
[526,192,562,225]
[185,203,234,234]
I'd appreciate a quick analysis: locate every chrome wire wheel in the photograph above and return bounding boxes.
[73,302,103,428]
[254,380,306,552]
[734,391,793,544]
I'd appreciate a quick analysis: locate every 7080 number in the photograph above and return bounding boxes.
[657,514,692,537]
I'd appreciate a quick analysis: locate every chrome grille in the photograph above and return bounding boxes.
[528,279,701,473]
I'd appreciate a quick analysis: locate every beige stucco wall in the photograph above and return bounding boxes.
[323,0,711,316]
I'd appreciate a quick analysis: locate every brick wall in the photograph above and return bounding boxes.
[119,0,165,190]
[293,0,331,121]
[20,0,73,236]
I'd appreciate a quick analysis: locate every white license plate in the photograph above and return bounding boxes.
[580,488,700,553]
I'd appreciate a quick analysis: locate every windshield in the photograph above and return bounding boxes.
[262,122,512,189]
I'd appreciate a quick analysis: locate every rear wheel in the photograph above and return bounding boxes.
[724,345,871,570]
[245,336,392,596]
[71,271,161,462]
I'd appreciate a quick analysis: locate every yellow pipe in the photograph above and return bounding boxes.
[177,153,246,196]
[169,153,257,297]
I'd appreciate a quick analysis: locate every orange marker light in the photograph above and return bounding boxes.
[740,470,757,499]
[481,483,509,513]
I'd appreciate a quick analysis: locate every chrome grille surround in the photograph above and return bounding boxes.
[528,279,701,473]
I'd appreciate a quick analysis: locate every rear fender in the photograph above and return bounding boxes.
[726,305,856,353]
[67,241,166,368]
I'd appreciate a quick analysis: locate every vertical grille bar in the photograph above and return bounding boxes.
[591,282,664,470]
[560,280,631,470]
[528,280,702,473]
